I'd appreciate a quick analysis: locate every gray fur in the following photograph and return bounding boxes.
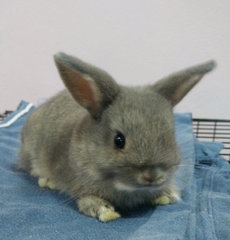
[153,60,216,105]
[19,53,216,221]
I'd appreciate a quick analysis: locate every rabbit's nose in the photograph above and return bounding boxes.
[142,176,155,185]
[138,169,165,186]
[141,175,164,186]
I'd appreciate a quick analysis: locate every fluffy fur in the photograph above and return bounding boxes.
[19,53,216,222]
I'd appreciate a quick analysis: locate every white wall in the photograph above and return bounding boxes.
[1,0,230,118]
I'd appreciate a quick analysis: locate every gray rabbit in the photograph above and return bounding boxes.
[19,53,216,222]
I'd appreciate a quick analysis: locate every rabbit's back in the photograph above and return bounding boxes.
[20,90,86,177]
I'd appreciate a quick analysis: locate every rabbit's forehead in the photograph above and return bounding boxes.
[105,89,175,152]
[119,112,174,145]
[108,88,174,132]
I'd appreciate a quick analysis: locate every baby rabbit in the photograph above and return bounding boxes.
[20,53,216,222]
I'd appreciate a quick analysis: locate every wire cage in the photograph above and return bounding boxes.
[192,118,230,162]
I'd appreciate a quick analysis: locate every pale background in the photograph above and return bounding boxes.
[1,0,230,118]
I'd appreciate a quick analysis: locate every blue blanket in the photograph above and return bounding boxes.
[0,101,229,240]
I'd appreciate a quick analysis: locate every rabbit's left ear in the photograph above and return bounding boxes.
[54,52,120,119]
[152,60,216,106]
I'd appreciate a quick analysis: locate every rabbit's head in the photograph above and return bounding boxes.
[54,53,216,192]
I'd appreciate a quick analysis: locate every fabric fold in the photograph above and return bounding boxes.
[0,101,229,240]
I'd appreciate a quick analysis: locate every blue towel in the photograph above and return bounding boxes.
[0,101,229,240]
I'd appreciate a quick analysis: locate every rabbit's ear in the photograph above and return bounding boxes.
[152,60,216,106]
[54,52,120,119]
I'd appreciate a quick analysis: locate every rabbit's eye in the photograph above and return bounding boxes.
[114,132,126,149]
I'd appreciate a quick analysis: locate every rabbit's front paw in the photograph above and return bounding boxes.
[98,206,121,222]
[77,195,121,222]
[152,185,180,205]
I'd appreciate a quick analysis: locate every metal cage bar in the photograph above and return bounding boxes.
[192,118,230,162]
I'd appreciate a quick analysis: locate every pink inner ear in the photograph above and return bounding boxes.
[62,66,97,110]
[73,72,96,107]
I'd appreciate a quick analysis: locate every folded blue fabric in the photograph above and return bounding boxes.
[0,101,229,240]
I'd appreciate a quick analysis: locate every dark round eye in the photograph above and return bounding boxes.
[114,132,126,149]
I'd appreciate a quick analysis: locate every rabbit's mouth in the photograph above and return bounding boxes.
[98,166,175,192]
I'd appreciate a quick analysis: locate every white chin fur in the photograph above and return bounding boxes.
[114,181,137,192]
[114,181,164,192]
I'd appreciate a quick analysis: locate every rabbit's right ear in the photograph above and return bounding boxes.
[54,52,120,119]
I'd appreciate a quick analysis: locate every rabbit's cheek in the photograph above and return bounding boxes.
[85,167,102,180]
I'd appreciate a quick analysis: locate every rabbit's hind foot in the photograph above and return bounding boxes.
[38,177,57,190]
